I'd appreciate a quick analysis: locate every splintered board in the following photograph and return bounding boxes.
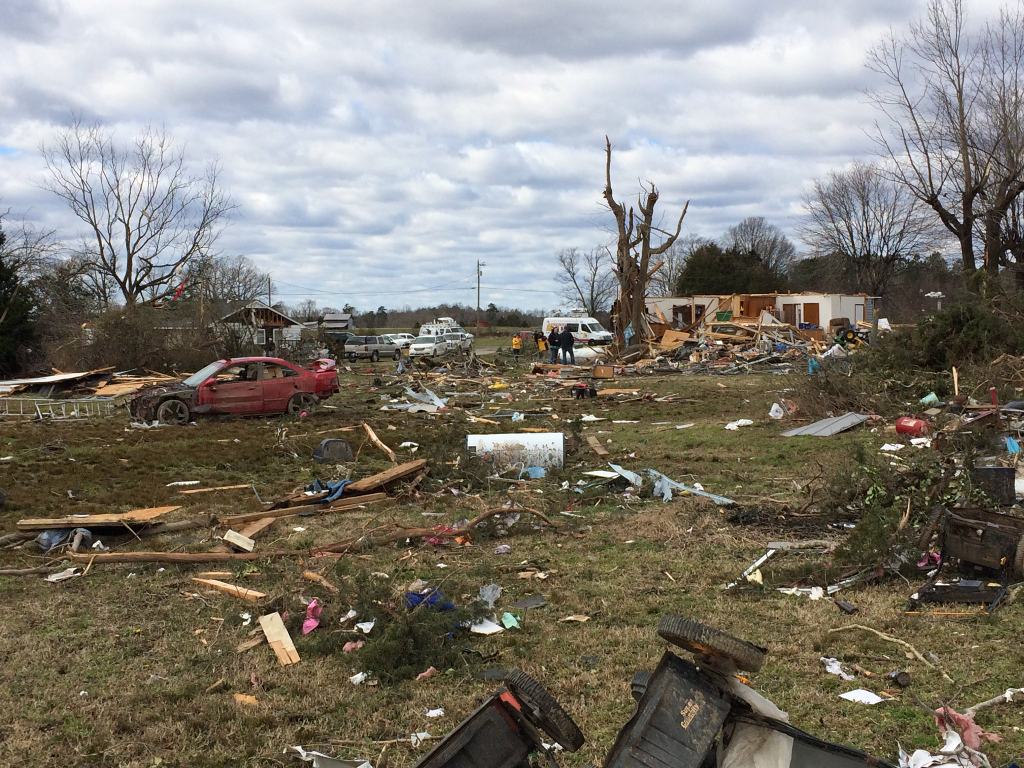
[259,612,299,666]
[17,506,180,531]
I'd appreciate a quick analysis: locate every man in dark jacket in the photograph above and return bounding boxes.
[547,328,560,364]
[559,326,576,365]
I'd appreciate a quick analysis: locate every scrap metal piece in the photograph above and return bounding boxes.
[643,468,736,506]
[781,412,869,437]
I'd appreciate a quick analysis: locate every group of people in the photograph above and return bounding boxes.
[511,326,576,364]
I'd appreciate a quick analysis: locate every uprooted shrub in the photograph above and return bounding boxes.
[321,562,490,684]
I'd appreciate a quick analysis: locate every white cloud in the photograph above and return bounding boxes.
[0,0,944,310]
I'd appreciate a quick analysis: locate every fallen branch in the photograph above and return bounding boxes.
[964,687,1024,716]
[0,566,49,576]
[828,624,954,683]
[362,422,397,463]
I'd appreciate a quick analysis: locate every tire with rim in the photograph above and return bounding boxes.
[503,669,584,752]
[657,615,766,672]
[347,352,357,362]
[393,349,401,361]
[1015,535,1024,578]
[370,350,379,362]
[918,505,946,551]
[287,393,317,415]
[156,399,189,425]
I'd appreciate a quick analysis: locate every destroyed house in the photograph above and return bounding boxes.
[217,300,305,348]
[647,293,877,340]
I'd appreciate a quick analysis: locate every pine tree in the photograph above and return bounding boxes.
[0,230,36,376]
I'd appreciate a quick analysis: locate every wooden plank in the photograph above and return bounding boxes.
[223,530,255,552]
[596,388,640,396]
[586,435,610,457]
[218,493,387,527]
[259,612,300,666]
[17,505,180,531]
[180,484,250,495]
[362,422,396,463]
[347,460,426,494]
[302,570,340,593]
[238,517,276,539]
[192,578,267,602]
[236,635,266,653]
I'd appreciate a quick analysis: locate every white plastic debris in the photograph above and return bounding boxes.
[469,617,505,635]
[839,689,885,705]
[46,567,83,583]
[355,620,375,634]
[725,419,754,430]
[410,733,431,748]
[425,708,444,718]
[881,443,905,452]
[349,672,368,685]
[820,657,854,681]
[769,403,785,420]
[288,746,370,768]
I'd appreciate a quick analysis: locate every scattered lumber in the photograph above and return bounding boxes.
[586,435,609,457]
[179,484,250,495]
[192,578,267,602]
[223,530,255,553]
[347,460,427,494]
[218,492,386,527]
[17,506,180,531]
[260,612,299,665]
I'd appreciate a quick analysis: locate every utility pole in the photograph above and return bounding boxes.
[476,260,485,329]
[267,277,272,307]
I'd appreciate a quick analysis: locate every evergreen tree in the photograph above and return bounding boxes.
[0,230,37,375]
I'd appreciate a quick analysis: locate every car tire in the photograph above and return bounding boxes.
[503,669,585,752]
[287,393,318,415]
[156,399,190,426]
[347,352,357,362]
[393,350,401,361]
[370,350,379,362]
[657,615,766,672]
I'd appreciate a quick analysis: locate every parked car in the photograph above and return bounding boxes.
[409,335,448,358]
[542,314,614,345]
[443,332,471,352]
[383,333,416,349]
[342,335,402,361]
[128,357,340,425]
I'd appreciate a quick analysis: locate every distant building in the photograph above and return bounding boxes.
[217,299,305,348]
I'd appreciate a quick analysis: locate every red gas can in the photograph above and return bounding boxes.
[895,416,931,436]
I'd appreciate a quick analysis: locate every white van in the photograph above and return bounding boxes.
[542,315,614,346]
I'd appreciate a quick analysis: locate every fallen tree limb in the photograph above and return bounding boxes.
[362,422,397,463]
[0,566,50,576]
[0,532,35,547]
[218,493,386,527]
[964,687,1024,716]
[765,540,838,551]
[828,624,954,683]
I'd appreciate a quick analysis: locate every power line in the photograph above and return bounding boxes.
[272,273,477,298]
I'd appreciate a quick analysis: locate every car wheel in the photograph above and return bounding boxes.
[156,399,189,426]
[287,393,318,415]
[370,350,379,362]
[393,350,401,361]
[347,352,357,362]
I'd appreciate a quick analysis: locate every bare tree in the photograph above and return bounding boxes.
[555,246,616,314]
[721,217,796,277]
[186,254,271,304]
[799,162,945,295]
[0,207,60,276]
[41,118,234,306]
[603,137,688,346]
[867,0,1024,276]
[291,299,322,322]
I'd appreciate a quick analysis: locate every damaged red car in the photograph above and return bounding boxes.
[129,357,340,425]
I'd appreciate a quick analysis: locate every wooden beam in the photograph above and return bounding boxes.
[347,460,426,494]
[192,578,267,602]
[223,530,256,552]
[218,493,386,527]
[179,484,250,495]
[586,435,609,457]
[17,506,180,531]
[260,612,299,666]
[362,422,396,463]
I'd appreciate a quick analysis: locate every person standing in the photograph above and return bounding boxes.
[559,325,576,365]
[511,333,522,360]
[547,327,560,364]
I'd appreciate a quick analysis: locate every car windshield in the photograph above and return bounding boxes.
[183,361,226,387]
[413,336,433,344]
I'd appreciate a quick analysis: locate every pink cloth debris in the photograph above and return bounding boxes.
[934,707,1001,750]
[343,640,365,653]
[302,599,322,635]
[416,666,438,680]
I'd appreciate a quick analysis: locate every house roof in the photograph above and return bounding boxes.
[322,312,352,322]
[217,299,303,326]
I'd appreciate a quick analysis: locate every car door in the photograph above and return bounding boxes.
[204,362,264,414]
[260,361,302,412]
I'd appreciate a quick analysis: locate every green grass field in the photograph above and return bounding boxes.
[0,368,1020,767]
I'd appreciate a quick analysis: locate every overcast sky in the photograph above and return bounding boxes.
[0,1,993,312]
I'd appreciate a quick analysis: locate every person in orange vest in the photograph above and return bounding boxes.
[511,333,522,359]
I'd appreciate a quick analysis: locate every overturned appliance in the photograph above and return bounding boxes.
[413,669,583,768]
[608,616,897,768]
[467,433,564,469]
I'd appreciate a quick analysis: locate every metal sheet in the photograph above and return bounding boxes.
[781,412,868,437]
[644,469,736,506]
